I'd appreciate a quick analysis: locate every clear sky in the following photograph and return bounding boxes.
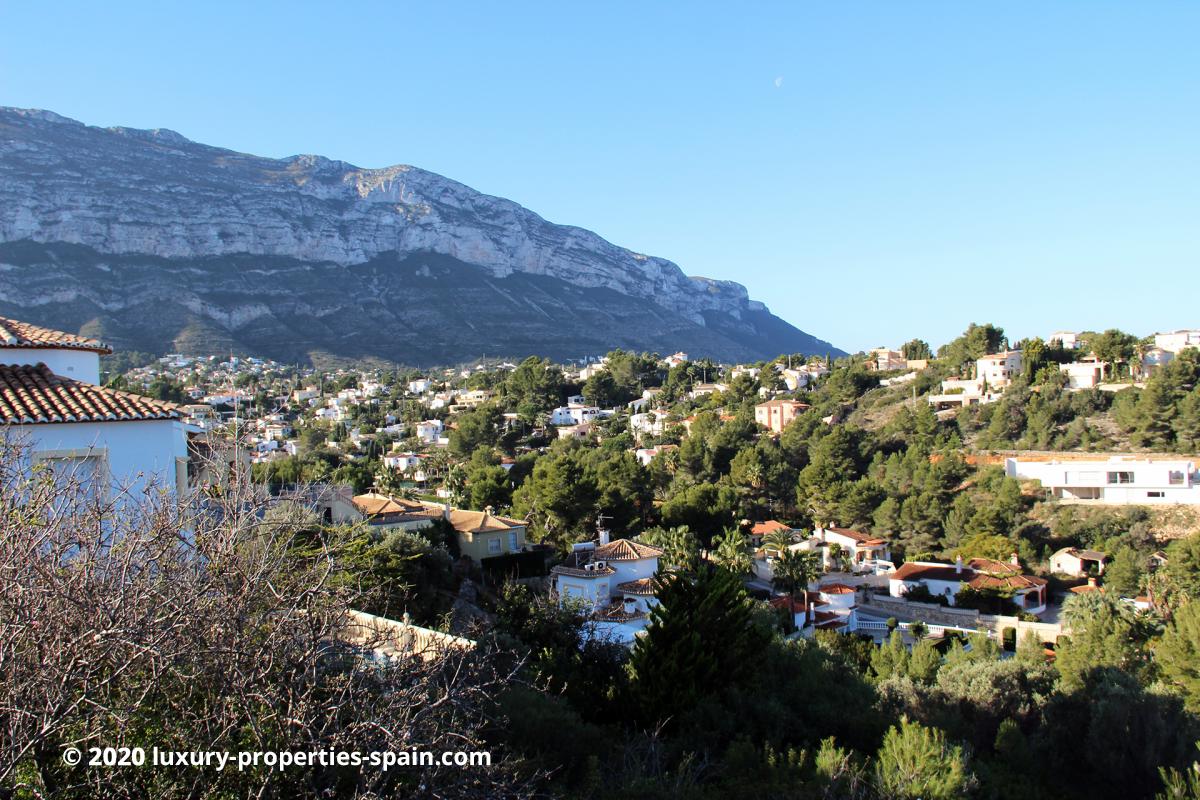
[2,2,1197,353]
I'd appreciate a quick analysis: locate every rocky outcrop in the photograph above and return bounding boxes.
[0,107,842,364]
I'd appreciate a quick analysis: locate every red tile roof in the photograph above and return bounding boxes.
[751,520,791,536]
[616,578,656,595]
[892,562,966,583]
[819,583,856,595]
[595,539,663,561]
[0,317,111,354]
[0,363,179,424]
[824,526,886,545]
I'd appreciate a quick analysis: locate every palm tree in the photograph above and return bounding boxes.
[762,528,795,557]
[712,527,752,577]
[772,549,820,596]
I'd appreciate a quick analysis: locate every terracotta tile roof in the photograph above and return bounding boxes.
[967,572,1047,592]
[0,317,112,354]
[824,526,886,545]
[892,562,966,583]
[814,611,846,626]
[596,601,647,622]
[445,507,525,534]
[1056,547,1108,562]
[553,538,661,578]
[819,583,857,595]
[771,595,808,614]
[0,363,179,424]
[751,520,792,536]
[616,578,656,595]
[551,562,616,578]
[595,539,663,561]
[352,492,438,521]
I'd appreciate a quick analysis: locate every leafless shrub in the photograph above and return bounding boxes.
[0,436,537,798]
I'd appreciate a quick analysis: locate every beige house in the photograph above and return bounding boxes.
[754,399,810,434]
[443,506,527,562]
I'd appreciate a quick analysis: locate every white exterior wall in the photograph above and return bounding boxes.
[977,352,1022,388]
[1006,458,1200,504]
[11,419,188,497]
[890,577,964,603]
[1155,330,1200,354]
[555,574,611,611]
[1060,362,1103,390]
[5,348,101,384]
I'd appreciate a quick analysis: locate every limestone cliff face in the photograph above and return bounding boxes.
[0,107,841,364]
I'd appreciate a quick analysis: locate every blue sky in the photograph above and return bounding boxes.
[2,2,1197,353]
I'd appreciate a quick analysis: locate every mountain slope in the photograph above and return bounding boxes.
[0,108,842,365]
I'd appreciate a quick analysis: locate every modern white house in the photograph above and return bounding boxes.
[0,316,190,499]
[928,351,1023,410]
[550,404,601,426]
[1154,329,1200,354]
[1005,457,1200,505]
[1049,331,1081,350]
[552,535,663,646]
[1060,360,1106,390]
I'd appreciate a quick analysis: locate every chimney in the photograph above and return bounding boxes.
[598,527,611,546]
[442,501,450,521]
[484,505,494,517]
[1088,576,1098,587]
[1010,552,1020,567]
[955,555,964,575]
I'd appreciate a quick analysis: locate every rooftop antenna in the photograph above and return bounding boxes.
[596,511,613,545]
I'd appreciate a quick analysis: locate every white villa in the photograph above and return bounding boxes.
[928,350,1022,410]
[1154,329,1200,354]
[552,535,664,646]
[1049,331,1081,350]
[551,404,602,426]
[890,556,1048,614]
[773,582,862,635]
[1060,360,1106,390]
[415,419,444,444]
[1050,547,1108,577]
[810,524,892,570]
[0,316,189,499]
[1005,456,1200,505]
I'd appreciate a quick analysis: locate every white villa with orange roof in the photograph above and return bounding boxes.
[0,316,189,499]
[889,556,1047,614]
[552,533,663,645]
[811,524,892,569]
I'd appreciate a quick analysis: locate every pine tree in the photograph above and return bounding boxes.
[627,567,770,727]
[873,717,975,799]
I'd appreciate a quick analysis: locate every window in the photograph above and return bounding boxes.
[1148,491,1165,498]
[1107,471,1134,485]
[1169,471,1185,486]
[33,449,108,502]
[508,532,519,552]
[487,537,501,555]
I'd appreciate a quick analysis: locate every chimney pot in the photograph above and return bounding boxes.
[955,555,964,575]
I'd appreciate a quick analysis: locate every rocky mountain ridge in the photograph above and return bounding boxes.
[0,107,842,365]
